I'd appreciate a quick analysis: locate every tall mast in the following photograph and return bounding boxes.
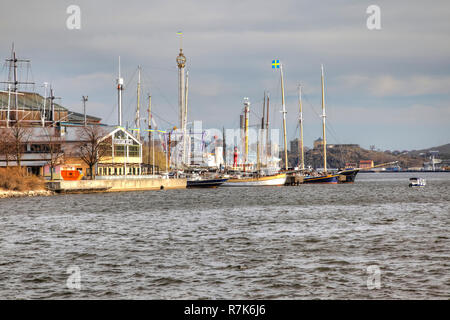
[321,64,327,173]
[257,133,261,172]
[261,92,266,166]
[42,82,48,127]
[1,85,24,127]
[82,95,88,127]
[176,40,186,135]
[135,65,141,140]
[13,47,18,119]
[222,126,226,169]
[176,34,186,169]
[7,84,11,128]
[298,85,305,170]
[261,91,266,130]
[1,44,33,123]
[265,93,270,163]
[243,97,250,171]
[117,56,123,127]
[147,95,154,174]
[280,63,288,171]
[183,71,189,165]
[50,87,54,125]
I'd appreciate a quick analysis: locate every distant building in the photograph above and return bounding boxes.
[345,162,358,169]
[313,138,323,149]
[313,137,359,150]
[333,144,360,149]
[290,138,299,154]
[359,160,374,169]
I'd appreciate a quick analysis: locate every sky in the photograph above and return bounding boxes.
[0,0,449,151]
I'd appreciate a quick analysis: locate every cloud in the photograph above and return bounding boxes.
[1,0,450,150]
[330,103,450,125]
[337,74,450,97]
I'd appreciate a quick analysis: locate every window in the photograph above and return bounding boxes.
[114,145,125,156]
[129,146,139,157]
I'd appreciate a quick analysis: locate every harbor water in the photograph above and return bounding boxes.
[0,172,449,299]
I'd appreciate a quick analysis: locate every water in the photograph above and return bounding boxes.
[0,172,449,299]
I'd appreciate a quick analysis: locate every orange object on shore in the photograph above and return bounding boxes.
[61,169,83,180]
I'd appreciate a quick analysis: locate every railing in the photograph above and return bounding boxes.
[95,174,167,180]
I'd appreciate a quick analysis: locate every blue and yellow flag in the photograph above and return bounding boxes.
[176,31,183,35]
[272,60,280,69]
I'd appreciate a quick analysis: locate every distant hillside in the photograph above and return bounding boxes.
[407,143,450,159]
[286,145,424,169]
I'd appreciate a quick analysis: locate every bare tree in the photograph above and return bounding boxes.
[10,124,31,168]
[76,126,109,180]
[0,128,14,166]
[41,127,65,180]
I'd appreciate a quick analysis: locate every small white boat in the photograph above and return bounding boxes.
[409,177,426,187]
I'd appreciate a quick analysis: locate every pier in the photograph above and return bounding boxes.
[46,178,186,193]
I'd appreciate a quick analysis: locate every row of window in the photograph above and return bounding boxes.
[114,145,140,157]
[97,166,141,176]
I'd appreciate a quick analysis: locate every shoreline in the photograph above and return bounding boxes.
[0,189,55,199]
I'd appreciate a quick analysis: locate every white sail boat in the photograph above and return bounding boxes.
[223,60,288,187]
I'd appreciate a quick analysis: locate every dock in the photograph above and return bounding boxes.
[47,178,186,193]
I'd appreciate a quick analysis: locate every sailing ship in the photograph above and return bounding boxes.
[223,173,287,186]
[223,60,289,187]
[337,161,399,183]
[297,67,398,184]
[303,65,339,184]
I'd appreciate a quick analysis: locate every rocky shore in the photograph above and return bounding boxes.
[0,189,55,199]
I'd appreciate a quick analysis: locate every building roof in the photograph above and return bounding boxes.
[63,125,141,145]
[0,91,101,124]
[66,111,101,123]
[0,91,66,112]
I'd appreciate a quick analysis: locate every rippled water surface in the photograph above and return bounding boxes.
[0,172,449,299]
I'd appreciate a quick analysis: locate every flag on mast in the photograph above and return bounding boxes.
[272,60,280,69]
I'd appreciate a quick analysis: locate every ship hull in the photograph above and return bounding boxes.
[303,174,339,184]
[338,169,359,183]
[187,178,228,188]
[222,173,287,187]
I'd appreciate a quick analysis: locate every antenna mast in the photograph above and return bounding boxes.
[117,56,124,127]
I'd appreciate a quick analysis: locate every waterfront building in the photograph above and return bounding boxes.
[0,125,143,179]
